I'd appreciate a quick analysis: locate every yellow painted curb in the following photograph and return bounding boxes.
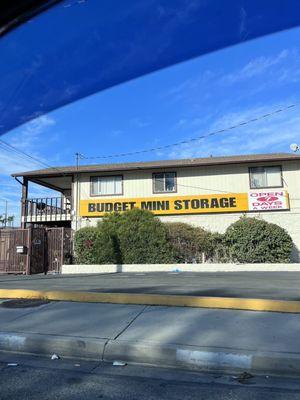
[0,288,300,313]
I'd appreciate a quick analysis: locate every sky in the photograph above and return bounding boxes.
[1,25,300,224]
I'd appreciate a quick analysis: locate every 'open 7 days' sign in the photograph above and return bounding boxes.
[248,191,289,211]
[80,191,290,217]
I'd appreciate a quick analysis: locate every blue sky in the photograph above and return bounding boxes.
[1,26,300,223]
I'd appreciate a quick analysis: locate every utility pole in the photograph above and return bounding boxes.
[75,153,84,231]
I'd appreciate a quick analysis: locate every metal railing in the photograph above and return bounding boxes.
[23,197,72,222]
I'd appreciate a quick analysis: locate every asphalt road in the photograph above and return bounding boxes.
[0,271,300,300]
[1,353,300,400]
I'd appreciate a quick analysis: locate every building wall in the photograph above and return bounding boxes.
[71,160,300,261]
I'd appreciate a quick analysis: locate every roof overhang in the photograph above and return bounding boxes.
[12,153,300,179]
[16,174,72,193]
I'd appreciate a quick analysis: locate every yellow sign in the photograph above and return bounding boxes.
[80,193,248,217]
[80,191,289,217]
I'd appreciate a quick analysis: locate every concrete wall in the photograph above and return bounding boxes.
[62,263,300,274]
[71,160,300,261]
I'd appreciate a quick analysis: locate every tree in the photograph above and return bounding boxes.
[7,215,14,227]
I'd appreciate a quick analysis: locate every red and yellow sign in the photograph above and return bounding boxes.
[80,191,289,217]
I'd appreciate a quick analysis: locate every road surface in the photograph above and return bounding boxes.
[0,271,300,300]
[1,352,300,400]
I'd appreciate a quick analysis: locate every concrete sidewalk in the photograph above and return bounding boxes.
[1,300,300,376]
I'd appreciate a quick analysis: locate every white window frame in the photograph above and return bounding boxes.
[249,166,283,189]
[153,171,177,193]
[90,175,123,196]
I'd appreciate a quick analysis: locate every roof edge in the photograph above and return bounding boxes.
[11,153,300,178]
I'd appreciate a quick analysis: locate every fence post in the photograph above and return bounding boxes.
[21,178,28,229]
[26,227,32,275]
[60,227,64,273]
[44,227,47,275]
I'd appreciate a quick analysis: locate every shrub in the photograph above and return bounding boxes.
[164,222,210,263]
[115,209,175,264]
[74,227,98,264]
[74,226,120,264]
[205,232,230,263]
[95,219,122,264]
[75,210,174,264]
[224,217,293,263]
[194,226,212,258]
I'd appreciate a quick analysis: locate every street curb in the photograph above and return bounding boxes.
[1,331,300,376]
[1,288,300,313]
[103,340,300,376]
[0,332,106,361]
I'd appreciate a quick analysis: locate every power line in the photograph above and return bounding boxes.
[1,134,298,204]
[0,103,297,169]
[0,136,284,195]
[0,141,34,161]
[0,139,71,179]
[156,178,240,194]
[0,102,297,199]
[0,138,53,169]
[83,103,298,160]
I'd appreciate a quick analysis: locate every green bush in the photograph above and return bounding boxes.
[75,209,175,264]
[75,213,293,265]
[116,209,175,264]
[205,232,230,263]
[164,222,210,263]
[74,227,98,264]
[74,225,121,264]
[95,218,122,264]
[224,217,293,263]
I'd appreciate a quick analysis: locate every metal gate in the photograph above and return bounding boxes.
[0,229,29,273]
[29,228,46,274]
[45,227,73,274]
[0,227,73,274]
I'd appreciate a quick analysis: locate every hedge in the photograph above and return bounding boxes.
[74,212,294,264]
[74,226,120,264]
[115,209,174,264]
[75,209,174,264]
[164,222,210,263]
[224,217,293,263]
[205,232,230,263]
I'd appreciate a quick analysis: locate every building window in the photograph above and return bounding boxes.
[153,172,176,193]
[90,175,123,196]
[249,166,282,189]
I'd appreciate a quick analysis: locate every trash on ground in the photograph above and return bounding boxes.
[234,371,254,384]
[7,363,18,367]
[113,360,127,366]
[51,354,60,360]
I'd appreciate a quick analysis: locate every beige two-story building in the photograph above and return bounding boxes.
[13,153,300,261]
